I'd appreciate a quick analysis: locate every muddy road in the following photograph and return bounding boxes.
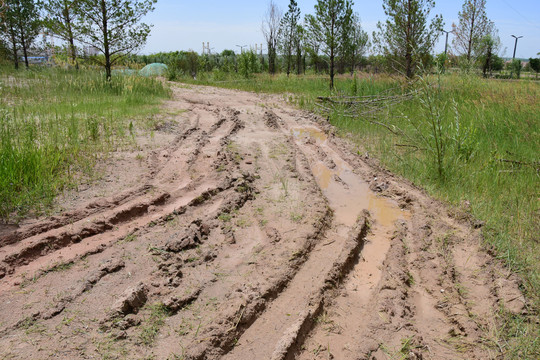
[0,85,526,359]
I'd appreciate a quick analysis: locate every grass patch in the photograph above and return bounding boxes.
[0,67,170,221]
[139,303,171,346]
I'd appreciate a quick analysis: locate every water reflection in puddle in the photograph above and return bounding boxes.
[293,126,407,228]
[291,127,327,143]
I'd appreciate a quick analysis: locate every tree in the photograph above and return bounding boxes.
[374,0,443,78]
[43,0,80,68]
[452,0,493,62]
[0,2,19,68]
[261,0,282,75]
[529,58,540,79]
[342,12,369,74]
[278,0,300,77]
[477,28,500,78]
[74,0,157,80]
[510,59,522,79]
[306,0,353,89]
[0,0,41,69]
[238,50,261,78]
[294,24,305,74]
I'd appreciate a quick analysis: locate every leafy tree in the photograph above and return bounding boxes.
[374,0,443,78]
[435,52,447,72]
[491,54,503,71]
[477,29,500,78]
[342,12,369,74]
[294,24,305,74]
[238,50,261,78]
[261,0,282,75]
[74,0,157,80]
[529,58,540,79]
[0,3,19,68]
[43,0,80,68]
[306,0,353,89]
[452,0,493,62]
[303,16,323,73]
[511,59,522,79]
[278,0,300,77]
[0,0,41,69]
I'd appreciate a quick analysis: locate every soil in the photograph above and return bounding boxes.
[0,84,527,360]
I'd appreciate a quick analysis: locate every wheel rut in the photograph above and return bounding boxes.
[221,109,408,360]
[0,104,242,288]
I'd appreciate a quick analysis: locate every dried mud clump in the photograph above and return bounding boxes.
[165,219,211,252]
[111,282,149,316]
[264,110,280,128]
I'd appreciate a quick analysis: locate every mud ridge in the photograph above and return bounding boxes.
[184,204,334,360]
[272,215,370,360]
[0,185,153,248]
[0,192,170,276]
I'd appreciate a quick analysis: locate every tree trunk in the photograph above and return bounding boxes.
[467,10,476,62]
[296,46,301,75]
[69,36,78,70]
[19,27,29,69]
[268,43,276,74]
[101,0,111,81]
[329,16,335,90]
[405,0,413,78]
[9,25,19,70]
[64,6,78,69]
[286,53,291,77]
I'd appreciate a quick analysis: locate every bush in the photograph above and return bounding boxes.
[238,50,261,78]
[511,59,522,79]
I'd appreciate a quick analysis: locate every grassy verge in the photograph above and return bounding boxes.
[176,71,539,358]
[0,67,170,221]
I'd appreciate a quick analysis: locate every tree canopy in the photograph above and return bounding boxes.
[452,0,494,62]
[73,0,157,80]
[306,0,354,89]
[374,0,443,78]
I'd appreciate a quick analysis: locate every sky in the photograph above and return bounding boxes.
[141,0,540,59]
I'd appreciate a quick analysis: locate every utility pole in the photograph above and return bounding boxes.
[511,35,523,79]
[202,42,210,55]
[236,44,247,53]
[511,35,523,60]
[443,30,452,56]
[442,29,452,73]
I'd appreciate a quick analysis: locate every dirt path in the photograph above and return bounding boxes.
[0,84,526,360]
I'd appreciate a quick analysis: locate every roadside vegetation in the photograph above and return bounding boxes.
[0,67,170,221]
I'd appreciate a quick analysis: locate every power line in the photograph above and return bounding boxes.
[499,0,540,31]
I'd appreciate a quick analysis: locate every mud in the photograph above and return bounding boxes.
[0,84,526,360]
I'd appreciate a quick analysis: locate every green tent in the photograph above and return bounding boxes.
[139,63,168,77]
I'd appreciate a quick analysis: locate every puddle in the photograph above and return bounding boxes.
[311,162,333,189]
[291,127,327,143]
[314,161,405,227]
[292,126,406,228]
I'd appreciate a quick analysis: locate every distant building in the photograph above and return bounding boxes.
[83,46,100,57]
[20,56,49,64]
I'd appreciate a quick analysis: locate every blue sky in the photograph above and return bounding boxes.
[142,0,540,58]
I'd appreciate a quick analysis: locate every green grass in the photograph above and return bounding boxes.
[177,71,539,359]
[0,67,170,221]
[139,303,171,346]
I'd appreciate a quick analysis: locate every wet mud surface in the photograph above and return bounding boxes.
[0,84,527,360]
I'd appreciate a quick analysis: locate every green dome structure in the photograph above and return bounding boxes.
[139,63,168,77]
